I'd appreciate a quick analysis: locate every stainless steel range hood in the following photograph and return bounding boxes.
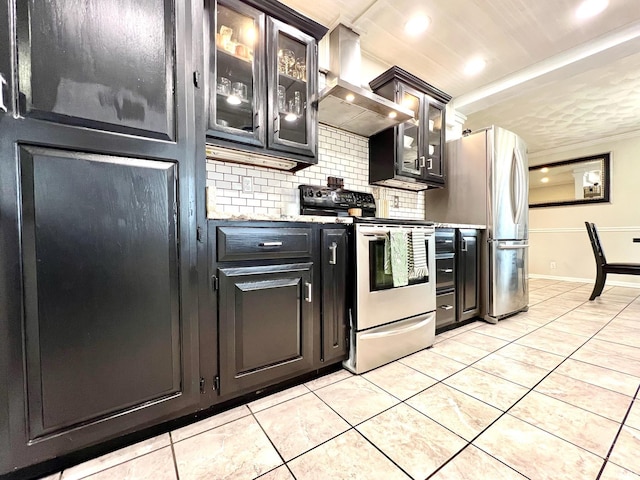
[318,25,413,137]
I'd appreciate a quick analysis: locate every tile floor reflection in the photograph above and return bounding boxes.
[44,279,640,479]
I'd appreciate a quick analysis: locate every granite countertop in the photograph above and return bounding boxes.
[431,222,487,229]
[207,211,353,224]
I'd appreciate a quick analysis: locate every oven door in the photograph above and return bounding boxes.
[355,225,436,330]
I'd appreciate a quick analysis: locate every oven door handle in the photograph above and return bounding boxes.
[362,234,389,241]
[359,316,433,340]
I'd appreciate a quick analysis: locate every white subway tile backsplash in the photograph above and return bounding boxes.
[206,124,425,219]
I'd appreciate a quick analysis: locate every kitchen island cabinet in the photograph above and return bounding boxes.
[0,0,202,476]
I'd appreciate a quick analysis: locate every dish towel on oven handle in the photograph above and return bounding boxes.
[385,229,409,287]
[411,229,429,278]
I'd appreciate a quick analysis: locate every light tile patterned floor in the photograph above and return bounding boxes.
[43,279,640,479]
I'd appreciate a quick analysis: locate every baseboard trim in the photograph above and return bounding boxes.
[529,273,640,289]
[529,226,640,234]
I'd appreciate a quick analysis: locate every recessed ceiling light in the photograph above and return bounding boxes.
[345,93,355,102]
[541,177,549,183]
[404,14,430,36]
[541,167,549,173]
[464,57,486,76]
[576,0,609,20]
[388,111,397,119]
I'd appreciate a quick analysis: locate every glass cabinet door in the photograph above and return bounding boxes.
[209,0,265,146]
[396,84,425,179]
[425,101,445,183]
[267,19,316,158]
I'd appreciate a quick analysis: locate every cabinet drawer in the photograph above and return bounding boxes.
[435,254,455,291]
[435,229,455,254]
[436,292,456,329]
[217,226,312,261]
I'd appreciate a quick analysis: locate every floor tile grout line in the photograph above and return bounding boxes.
[423,292,635,479]
[169,439,181,480]
[595,383,640,480]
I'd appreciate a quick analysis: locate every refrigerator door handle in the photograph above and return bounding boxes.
[497,243,529,250]
[513,147,526,225]
[510,150,519,224]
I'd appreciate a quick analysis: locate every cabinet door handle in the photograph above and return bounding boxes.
[438,268,453,273]
[304,282,312,303]
[439,304,454,310]
[0,73,7,113]
[427,157,433,170]
[254,112,260,130]
[273,115,280,134]
[259,241,282,247]
[461,238,468,252]
[329,242,337,265]
[419,156,426,168]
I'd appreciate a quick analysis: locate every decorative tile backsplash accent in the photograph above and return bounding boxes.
[206,125,426,219]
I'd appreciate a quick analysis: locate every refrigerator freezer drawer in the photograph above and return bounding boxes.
[487,241,528,320]
[343,312,435,374]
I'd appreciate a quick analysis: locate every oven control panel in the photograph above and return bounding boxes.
[299,185,376,212]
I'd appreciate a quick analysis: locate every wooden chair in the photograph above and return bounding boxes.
[585,221,640,300]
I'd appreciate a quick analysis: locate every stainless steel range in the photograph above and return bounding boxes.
[299,185,436,373]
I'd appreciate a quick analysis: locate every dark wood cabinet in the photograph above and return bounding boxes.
[435,228,482,331]
[0,0,202,475]
[369,66,451,191]
[15,0,176,140]
[457,229,481,321]
[320,228,348,364]
[209,223,316,400]
[218,262,314,397]
[205,0,326,168]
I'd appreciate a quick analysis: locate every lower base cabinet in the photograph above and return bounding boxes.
[457,229,480,321]
[209,221,348,402]
[218,262,314,398]
[320,228,348,364]
[435,227,481,329]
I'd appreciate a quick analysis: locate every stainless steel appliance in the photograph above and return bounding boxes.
[299,185,436,373]
[424,126,529,323]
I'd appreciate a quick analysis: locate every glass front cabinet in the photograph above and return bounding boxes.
[369,66,451,190]
[207,0,324,165]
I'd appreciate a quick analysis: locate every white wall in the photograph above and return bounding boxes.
[529,132,640,286]
[206,125,426,219]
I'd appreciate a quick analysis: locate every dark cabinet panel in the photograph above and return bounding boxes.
[217,226,312,261]
[458,229,480,321]
[218,262,314,397]
[205,0,325,168]
[15,0,175,139]
[320,228,347,364]
[369,66,450,191]
[207,0,266,146]
[0,0,201,474]
[19,146,181,438]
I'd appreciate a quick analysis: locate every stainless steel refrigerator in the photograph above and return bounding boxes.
[424,126,528,323]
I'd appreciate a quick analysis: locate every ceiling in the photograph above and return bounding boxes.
[278,0,640,153]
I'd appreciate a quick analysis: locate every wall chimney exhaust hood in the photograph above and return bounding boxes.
[318,25,413,137]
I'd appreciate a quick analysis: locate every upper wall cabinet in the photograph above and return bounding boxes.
[205,0,326,169]
[368,66,451,191]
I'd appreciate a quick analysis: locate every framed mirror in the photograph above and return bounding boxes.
[529,153,610,208]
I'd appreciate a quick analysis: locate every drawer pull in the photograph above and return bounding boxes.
[438,268,453,273]
[439,304,454,310]
[304,282,312,303]
[259,241,283,247]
